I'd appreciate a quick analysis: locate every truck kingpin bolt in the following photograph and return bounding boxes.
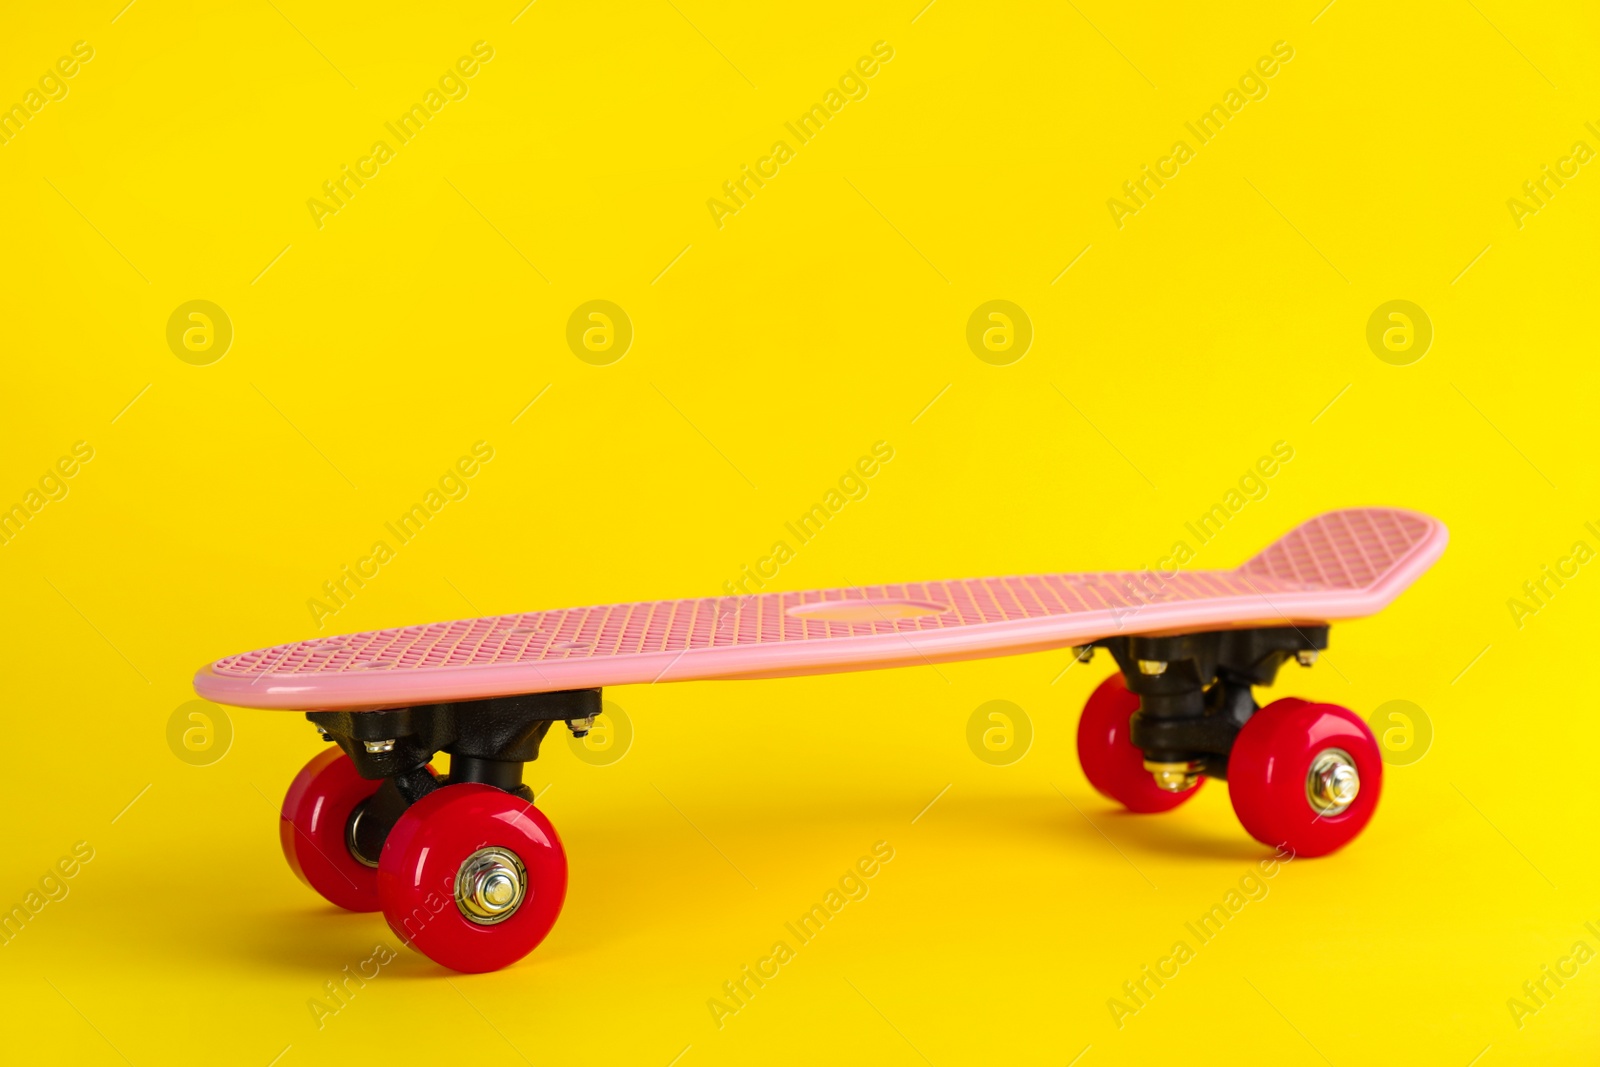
[1143,759,1202,792]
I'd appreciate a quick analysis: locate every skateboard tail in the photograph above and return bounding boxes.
[1237,506,1447,614]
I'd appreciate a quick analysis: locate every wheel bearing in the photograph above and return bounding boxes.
[1305,747,1360,816]
[454,846,528,926]
[346,803,380,869]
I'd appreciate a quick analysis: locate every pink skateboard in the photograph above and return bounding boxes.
[196,506,1446,972]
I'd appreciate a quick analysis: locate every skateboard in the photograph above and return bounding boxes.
[195,506,1446,972]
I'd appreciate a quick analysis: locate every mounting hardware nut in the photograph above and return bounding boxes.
[1073,646,1095,664]
[1296,650,1319,667]
[363,739,396,754]
[1143,759,1202,793]
[1306,748,1359,815]
[566,715,596,739]
[1136,659,1168,676]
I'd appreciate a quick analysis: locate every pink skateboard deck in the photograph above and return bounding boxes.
[195,507,1446,712]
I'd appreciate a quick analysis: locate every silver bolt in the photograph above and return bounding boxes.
[1296,650,1319,667]
[455,847,528,925]
[1143,759,1202,792]
[363,739,396,753]
[1073,646,1095,664]
[1137,659,1168,676]
[1306,748,1360,815]
[566,715,596,739]
[482,872,516,907]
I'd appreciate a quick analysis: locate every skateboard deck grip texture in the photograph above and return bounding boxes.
[193,507,1446,711]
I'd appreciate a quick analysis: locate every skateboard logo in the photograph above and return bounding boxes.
[966,700,1032,766]
[966,300,1032,365]
[568,701,632,766]
[166,699,233,767]
[166,300,232,366]
[1365,300,1432,366]
[566,300,632,365]
[1366,700,1432,766]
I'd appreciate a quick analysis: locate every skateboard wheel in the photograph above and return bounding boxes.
[1076,673,1203,813]
[1227,698,1382,857]
[377,783,568,973]
[280,748,392,912]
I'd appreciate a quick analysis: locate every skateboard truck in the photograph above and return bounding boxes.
[1093,625,1331,787]
[306,688,601,866]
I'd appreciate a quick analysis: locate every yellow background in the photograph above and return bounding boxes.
[3,0,1597,1063]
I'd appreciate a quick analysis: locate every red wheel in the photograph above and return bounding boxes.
[1076,673,1203,813]
[1227,698,1382,857]
[280,749,394,912]
[378,784,568,973]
